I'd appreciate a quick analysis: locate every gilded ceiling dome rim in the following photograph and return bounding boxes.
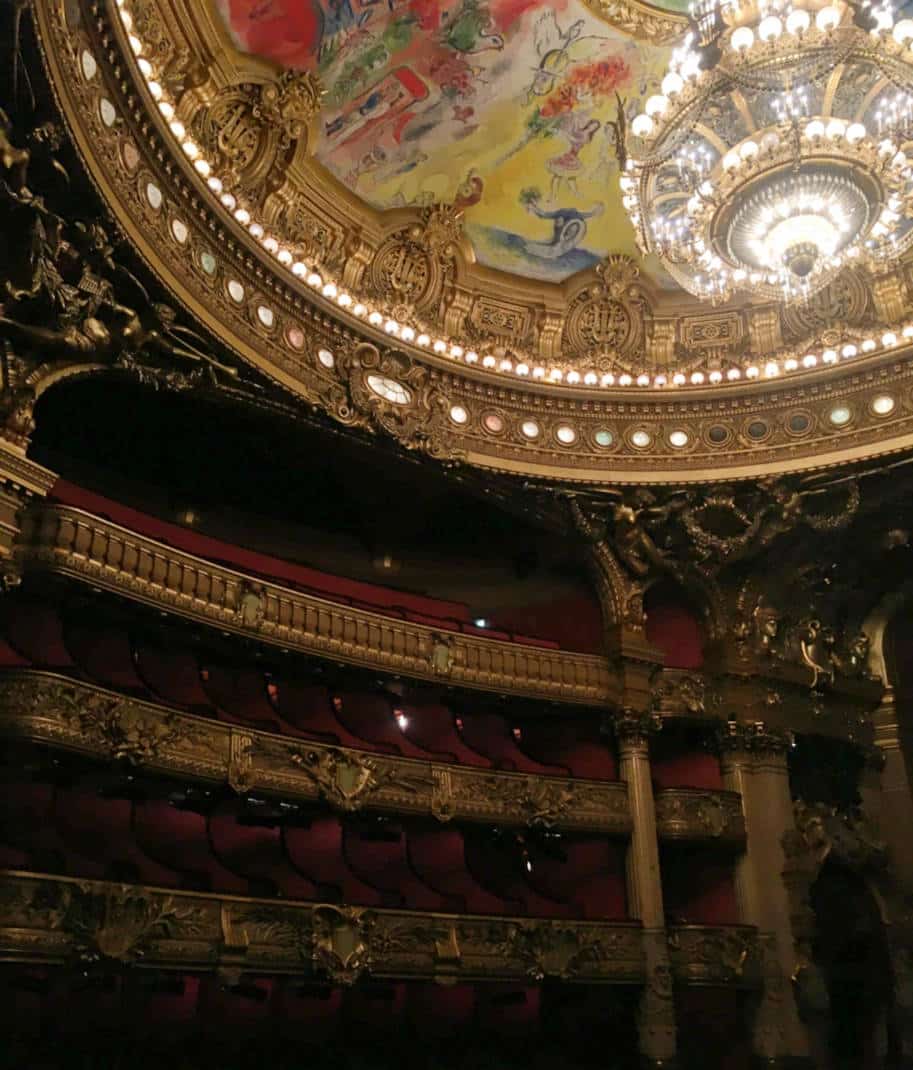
[84,0,913,396]
[32,0,913,483]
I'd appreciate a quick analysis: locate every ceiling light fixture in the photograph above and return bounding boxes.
[624,0,913,303]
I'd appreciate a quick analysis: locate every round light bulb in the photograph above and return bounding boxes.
[786,8,810,34]
[632,113,654,138]
[645,95,668,117]
[758,15,783,40]
[731,25,754,50]
[816,6,841,31]
[662,72,684,96]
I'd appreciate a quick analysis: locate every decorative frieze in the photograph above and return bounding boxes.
[666,925,763,988]
[654,789,746,846]
[0,671,630,835]
[0,871,645,986]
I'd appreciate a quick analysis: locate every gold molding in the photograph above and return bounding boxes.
[0,870,645,984]
[666,925,763,988]
[22,0,913,482]
[16,503,615,706]
[0,670,632,834]
[654,789,746,846]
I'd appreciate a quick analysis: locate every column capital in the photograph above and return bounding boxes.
[613,706,663,751]
[717,720,792,758]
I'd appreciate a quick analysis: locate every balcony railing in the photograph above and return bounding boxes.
[17,504,615,706]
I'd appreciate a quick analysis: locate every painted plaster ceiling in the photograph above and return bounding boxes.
[215,0,680,284]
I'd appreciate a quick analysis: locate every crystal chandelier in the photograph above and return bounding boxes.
[622,0,913,303]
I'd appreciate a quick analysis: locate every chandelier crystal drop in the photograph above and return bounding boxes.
[622,0,913,303]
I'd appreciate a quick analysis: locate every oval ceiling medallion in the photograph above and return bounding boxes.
[366,375,411,405]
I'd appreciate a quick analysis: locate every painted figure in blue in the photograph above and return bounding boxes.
[521,192,604,260]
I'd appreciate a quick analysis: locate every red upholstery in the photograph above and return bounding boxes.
[456,714,565,775]
[525,839,627,920]
[3,599,74,668]
[395,698,491,767]
[651,749,723,791]
[283,818,383,905]
[270,679,350,744]
[63,620,149,694]
[663,849,740,925]
[514,718,617,780]
[273,981,343,1031]
[462,832,572,918]
[0,779,104,878]
[644,582,705,669]
[197,975,274,1025]
[134,640,214,713]
[406,825,510,915]
[343,822,455,911]
[133,798,249,894]
[677,987,754,1070]
[53,786,181,886]
[208,800,318,898]
[332,691,437,760]
[200,663,286,734]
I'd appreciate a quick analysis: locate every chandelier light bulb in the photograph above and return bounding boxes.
[785,8,810,34]
[758,15,783,40]
[632,113,655,138]
[815,6,841,30]
[894,18,913,42]
[731,25,754,49]
[661,72,685,96]
[646,94,669,117]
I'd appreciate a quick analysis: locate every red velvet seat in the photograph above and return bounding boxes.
[283,817,383,906]
[332,691,436,760]
[406,825,509,915]
[3,599,75,668]
[462,832,571,918]
[0,637,29,667]
[396,699,491,767]
[133,798,249,894]
[514,718,617,780]
[456,713,565,775]
[269,679,353,745]
[525,839,627,920]
[53,786,181,886]
[63,621,149,694]
[208,800,318,898]
[200,663,286,734]
[142,974,201,1026]
[273,979,342,1031]
[133,640,215,715]
[0,779,105,878]
[343,822,454,911]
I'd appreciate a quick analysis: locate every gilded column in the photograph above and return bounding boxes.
[719,724,812,1068]
[616,709,677,1069]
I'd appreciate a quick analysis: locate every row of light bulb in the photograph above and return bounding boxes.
[114,0,912,390]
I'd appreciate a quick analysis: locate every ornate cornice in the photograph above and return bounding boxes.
[666,925,762,988]
[0,670,631,835]
[15,503,615,706]
[0,870,645,985]
[19,0,913,482]
[654,789,746,846]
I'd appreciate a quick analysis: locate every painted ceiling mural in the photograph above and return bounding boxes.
[216,0,678,283]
